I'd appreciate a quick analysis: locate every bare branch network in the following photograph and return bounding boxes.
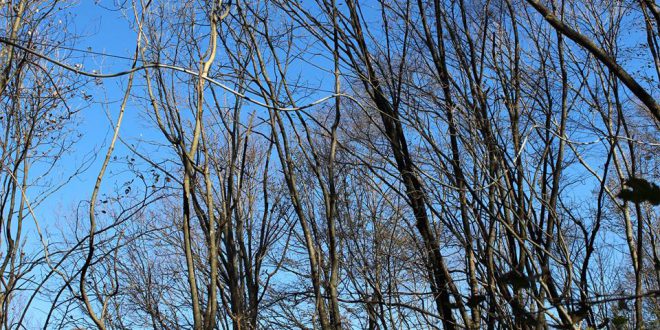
[0,0,659,329]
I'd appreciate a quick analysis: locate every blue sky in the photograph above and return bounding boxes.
[21,2,147,325]
[12,0,658,327]
[37,2,147,215]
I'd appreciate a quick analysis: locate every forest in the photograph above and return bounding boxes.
[0,0,659,329]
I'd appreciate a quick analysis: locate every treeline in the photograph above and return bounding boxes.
[0,0,659,329]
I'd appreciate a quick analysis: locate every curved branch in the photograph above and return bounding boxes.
[0,36,340,112]
[525,0,660,125]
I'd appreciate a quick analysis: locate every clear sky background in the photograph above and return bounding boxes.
[15,0,656,327]
[23,2,152,325]
[37,1,149,221]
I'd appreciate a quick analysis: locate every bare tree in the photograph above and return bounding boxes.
[0,0,658,329]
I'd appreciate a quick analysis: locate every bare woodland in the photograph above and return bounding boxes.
[0,0,659,329]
